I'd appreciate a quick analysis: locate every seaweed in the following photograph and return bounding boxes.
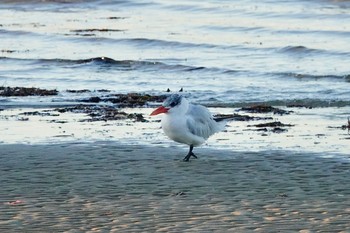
[82,93,167,107]
[238,105,292,115]
[19,111,59,117]
[329,117,350,131]
[214,113,273,122]
[54,105,147,122]
[71,29,125,33]
[247,121,294,133]
[250,121,294,128]
[0,86,58,96]
[1,49,16,53]
[342,117,350,130]
[66,89,91,93]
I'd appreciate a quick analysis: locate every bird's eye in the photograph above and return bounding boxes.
[170,102,176,107]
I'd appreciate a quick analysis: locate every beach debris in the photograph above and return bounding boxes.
[70,28,125,36]
[81,93,167,107]
[107,16,127,20]
[82,97,101,103]
[71,29,125,33]
[214,113,272,122]
[66,89,91,93]
[0,86,58,96]
[107,93,167,106]
[342,117,350,130]
[0,87,166,107]
[238,105,292,115]
[249,121,294,128]
[328,117,350,131]
[54,105,147,122]
[287,104,312,109]
[271,127,288,133]
[1,49,16,53]
[17,117,29,121]
[68,89,110,95]
[49,120,68,124]
[19,111,59,117]
[247,121,294,133]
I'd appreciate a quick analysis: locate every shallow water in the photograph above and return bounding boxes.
[1,0,350,106]
[1,106,350,157]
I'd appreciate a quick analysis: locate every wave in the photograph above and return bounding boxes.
[203,98,350,108]
[0,56,237,73]
[278,28,350,38]
[278,45,320,54]
[275,72,350,81]
[1,56,349,81]
[66,36,234,51]
[110,38,349,57]
[0,28,42,37]
[277,45,350,56]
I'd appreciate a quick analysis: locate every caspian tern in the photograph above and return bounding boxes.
[150,94,225,161]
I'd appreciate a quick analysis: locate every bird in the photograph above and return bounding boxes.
[150,94,225,161]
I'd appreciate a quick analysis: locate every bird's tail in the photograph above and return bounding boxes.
[213,116,230,132]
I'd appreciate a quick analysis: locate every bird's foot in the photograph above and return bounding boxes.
[182,152,197,162]
[191,152,198,159]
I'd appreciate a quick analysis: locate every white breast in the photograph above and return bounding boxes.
[161,113,205,146]
[159,97,224,147]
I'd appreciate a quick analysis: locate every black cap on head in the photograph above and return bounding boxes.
[163,94,182,108]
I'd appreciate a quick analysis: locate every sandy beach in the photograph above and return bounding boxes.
[0,142,349,232]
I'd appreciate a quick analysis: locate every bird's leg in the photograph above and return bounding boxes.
[183,145,197,161]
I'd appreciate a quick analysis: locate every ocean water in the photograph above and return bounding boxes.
[0,0,350,106]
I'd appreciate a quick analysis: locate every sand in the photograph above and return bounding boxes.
[0,142,349,232]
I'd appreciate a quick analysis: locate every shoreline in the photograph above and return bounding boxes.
[1,102,349,155]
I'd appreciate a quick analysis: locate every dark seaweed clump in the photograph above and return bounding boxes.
[328,117,350,131]
[19,111,59,117]
[66,89,110,93]
[0,86,58,96]
[342,117,350,130]
[238,105,292,115]
[55,105,147,122]
[250,121,294,128]
[214,113,273,122]
[248,121,294,133]
[71,29,125,33]
[82,93,167,107]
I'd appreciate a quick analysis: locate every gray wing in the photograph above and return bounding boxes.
[186,104,220,139]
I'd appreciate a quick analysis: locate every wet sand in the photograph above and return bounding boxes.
[1,142,349,232]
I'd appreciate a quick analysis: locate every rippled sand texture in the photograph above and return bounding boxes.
[1,143,349,232]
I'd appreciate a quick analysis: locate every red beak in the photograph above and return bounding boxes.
[150,106,169,116]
